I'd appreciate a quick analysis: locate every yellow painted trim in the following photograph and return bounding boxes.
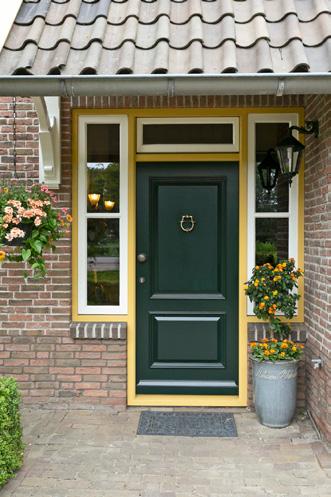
[136,153,240,162]
[71,106,305,408]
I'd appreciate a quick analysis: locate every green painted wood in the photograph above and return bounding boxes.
[136,163,239,395]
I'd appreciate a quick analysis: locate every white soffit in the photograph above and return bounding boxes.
[31,97,61,189]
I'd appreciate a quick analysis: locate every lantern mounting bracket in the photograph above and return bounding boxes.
[289,120,319,138]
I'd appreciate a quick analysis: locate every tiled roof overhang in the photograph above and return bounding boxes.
[0,0,330,96]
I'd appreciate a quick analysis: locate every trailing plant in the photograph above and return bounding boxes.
[245,258,303,340]
[0,184,72,278]
[0,377,24,487]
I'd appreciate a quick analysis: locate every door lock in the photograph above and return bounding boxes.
[137,253,147,263]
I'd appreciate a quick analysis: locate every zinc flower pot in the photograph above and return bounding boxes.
[252,357,298,428]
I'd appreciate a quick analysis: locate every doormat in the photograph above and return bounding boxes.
[137,411,237,437]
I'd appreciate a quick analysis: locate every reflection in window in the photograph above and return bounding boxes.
[87,124,120,213]
[143,123,233,145]
[87,219,119,306]
[256,123,289,212]
[256,218,289,266]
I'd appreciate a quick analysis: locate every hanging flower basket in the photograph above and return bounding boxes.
[0,184,72,278]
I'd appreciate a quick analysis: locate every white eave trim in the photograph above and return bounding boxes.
[0,73,331,96]
[31,97,61,189]
[0,1,22,54]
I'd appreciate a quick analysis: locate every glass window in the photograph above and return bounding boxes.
[137,117,239,152]
[255,123,289,213]
[247,113,300,316]
[256,218,289,266]
[77,116,128,315]
[143,123,233,145]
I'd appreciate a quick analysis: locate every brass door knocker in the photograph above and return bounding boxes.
[180,214,196,233]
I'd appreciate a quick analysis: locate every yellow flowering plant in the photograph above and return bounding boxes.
[245,259,303,340]
[250,338,304,362]
[0,184,72,278]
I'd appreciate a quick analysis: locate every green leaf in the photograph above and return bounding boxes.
[30,240,43,254]
[21,249,31,262]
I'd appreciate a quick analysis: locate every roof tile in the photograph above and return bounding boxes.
[0,0,330,76]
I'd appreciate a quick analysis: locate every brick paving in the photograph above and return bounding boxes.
[1,408,330,497]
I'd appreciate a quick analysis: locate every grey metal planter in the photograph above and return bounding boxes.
[252,358,298,428]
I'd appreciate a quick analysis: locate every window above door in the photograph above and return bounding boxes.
[137,117,239,153]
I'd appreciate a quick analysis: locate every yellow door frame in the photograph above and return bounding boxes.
[72,107,304,407]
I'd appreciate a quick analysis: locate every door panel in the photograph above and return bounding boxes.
[136,163,238,395]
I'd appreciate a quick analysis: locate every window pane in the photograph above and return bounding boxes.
[87,124,120,213]
[87,219,119,306]
[256,218,288,266]
[143,123,233,145]
[256,123,289,212]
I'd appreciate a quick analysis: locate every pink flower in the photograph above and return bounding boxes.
[5,227,25,242]
[4,206,13,215]
[40,185,49,192]
[3,214,13,223]
[7,200,21,208]
[22,209,35,219]
[34,217,42,226]
[61,207,68,213]
[11,217,21,225]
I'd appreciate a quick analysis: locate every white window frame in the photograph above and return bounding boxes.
[247,113,299,315]
[137,117,239,153]
[77,115,128,315]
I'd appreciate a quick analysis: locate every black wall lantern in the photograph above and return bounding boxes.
[258,148,280,193]
[275,120,319,186]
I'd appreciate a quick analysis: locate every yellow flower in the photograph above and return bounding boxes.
[263,295,269,300]
[280,352,286,358]
[258,302,265,309]
[255,265,260,270]
[292,346,297,352]
[250,342,257,347]
[270,349,276,354]
[282,262,287,268]
[254,279,259,287]
[271,338,277,343]
[264,350,270,356]
[0,251,6,262]
[272,290,278,296]
[66,214,73,223]
[281,343,288,349]
[3,187,8,193]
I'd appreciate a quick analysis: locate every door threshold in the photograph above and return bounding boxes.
[128,393,247,407]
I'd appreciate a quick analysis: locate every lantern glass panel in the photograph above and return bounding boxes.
[255,123,289,212]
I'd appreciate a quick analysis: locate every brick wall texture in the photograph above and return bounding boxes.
[304,95,331,441]
[0,94,330,438]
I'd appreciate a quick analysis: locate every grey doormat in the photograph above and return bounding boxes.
[137,411,237,437]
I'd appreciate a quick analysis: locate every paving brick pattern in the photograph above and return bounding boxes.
[0,408,330,497]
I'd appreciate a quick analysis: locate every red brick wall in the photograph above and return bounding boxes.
[0,93,326,421]
[304,95,331,441]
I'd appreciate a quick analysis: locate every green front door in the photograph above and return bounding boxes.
[136,162,239,395]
